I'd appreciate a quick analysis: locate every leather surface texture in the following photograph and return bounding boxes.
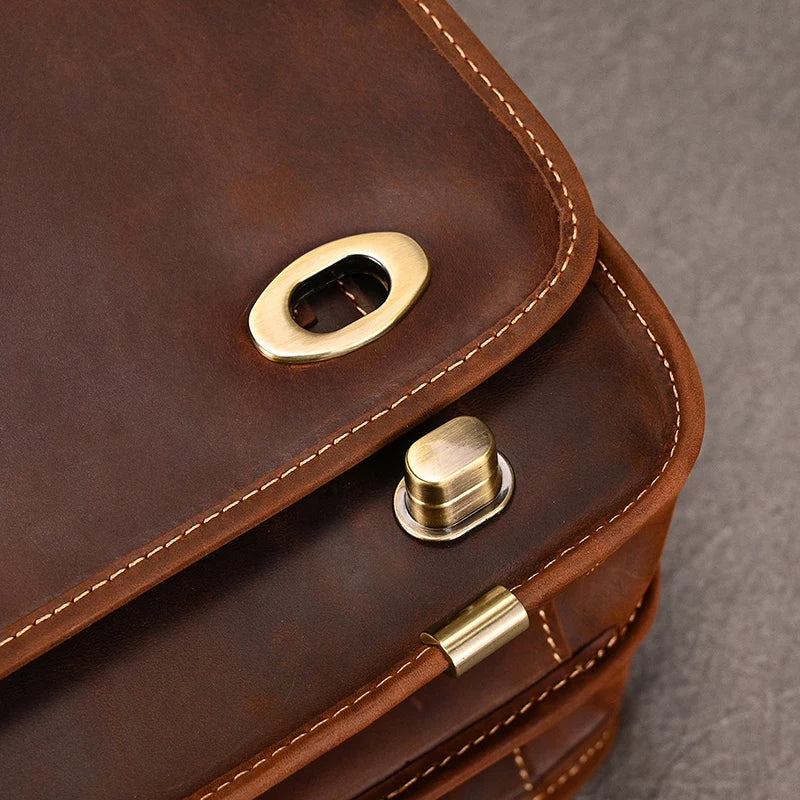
[0,0,597,679]
[0,1,705,799]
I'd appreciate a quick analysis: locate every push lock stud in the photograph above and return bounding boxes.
[393,416,514,542]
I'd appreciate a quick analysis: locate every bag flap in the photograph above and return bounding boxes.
[0,0,597,678]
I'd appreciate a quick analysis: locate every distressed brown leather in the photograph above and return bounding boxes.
[0,0,597,680]
[436,680,627,800]
[0,1,704,798]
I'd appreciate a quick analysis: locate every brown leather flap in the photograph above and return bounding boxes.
[0,0,597,678]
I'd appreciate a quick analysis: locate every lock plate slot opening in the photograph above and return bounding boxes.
[290,255,390,333]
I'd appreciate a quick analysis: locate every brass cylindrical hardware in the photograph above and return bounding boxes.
[420,586,529,676]
[394,416,514,542]
[404,416,501,528]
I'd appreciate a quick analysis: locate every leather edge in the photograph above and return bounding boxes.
[512,222,705,613]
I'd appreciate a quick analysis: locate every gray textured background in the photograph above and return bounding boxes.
[449,1,799,797]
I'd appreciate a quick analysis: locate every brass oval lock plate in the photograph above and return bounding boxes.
[248,232,430,363]
[394,416,515,542]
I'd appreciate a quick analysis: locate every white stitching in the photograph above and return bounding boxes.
[538,607,564,664]
[512,747,534,793]
[531,730,611,799]
[336,278,368,317]
[510,258,681,593]
[383,600,642,799]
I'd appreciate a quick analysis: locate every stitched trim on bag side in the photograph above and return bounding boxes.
[538,607,564,665]
[336,280,369,317]
[380,599,640,799]
[193,599,638,800]
[512,747,535,793]
[531,728,611,800]
[509,258,681,593]
[0,0,581,656]
[511,728,611,800]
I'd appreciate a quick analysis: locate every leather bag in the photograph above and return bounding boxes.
[0,1,704,798]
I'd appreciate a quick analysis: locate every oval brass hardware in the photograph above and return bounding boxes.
[394,416,515,542]
[248,232,430,363]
